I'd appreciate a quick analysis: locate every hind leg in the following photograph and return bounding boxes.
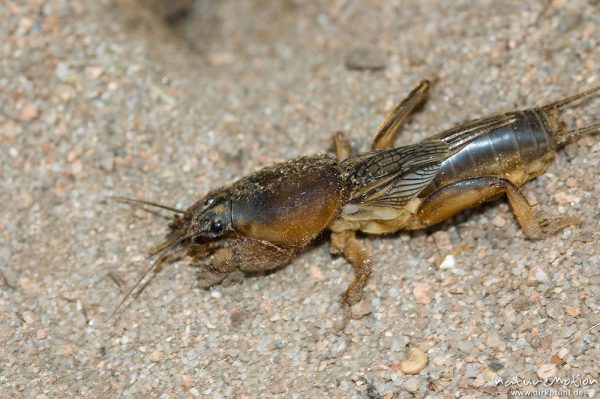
[413,177,580,239]
[331,79,434,159]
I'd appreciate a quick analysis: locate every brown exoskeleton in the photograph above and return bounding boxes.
[111,81,600,326]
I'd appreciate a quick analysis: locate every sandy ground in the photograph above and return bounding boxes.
[2,0,600,397]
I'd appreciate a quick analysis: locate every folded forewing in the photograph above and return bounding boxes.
[342,139,449,207]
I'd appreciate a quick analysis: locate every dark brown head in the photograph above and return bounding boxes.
[183,193,233,241]
[146,189,234,255]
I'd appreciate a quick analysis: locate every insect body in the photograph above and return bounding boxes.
[112,81,600,324]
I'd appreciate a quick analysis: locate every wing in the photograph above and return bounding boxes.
[342,138,449,207]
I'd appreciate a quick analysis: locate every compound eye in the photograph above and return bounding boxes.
[210,219,224,234]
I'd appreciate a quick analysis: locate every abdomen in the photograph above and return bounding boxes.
[426,110,556,194]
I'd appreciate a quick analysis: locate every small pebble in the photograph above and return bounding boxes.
[491,214,506,227]
[17,191,33,210]
[399,347,428,375]
[457,340,473,353]
[412,283,432,304]
[308,265,325,282]
[0,265,18,288]
[545,302,564,320]
[22,311,37,324]
[535,268,549,284]
[0,324,15,342]
[559,12,583,33]
[581,25,596,40]
[206,52,235,66]
[554,191,579,205]
[465,363,479,378]
[472,376,485,387]
[370,297,381,309]
[484,333,506,351]
[351,299,372,319]
[488,361,503,371]
[433,231,453,251]
[256,338,271,353]
[71,160,83,175]
[566,177,577,187]
[345,47,387,71]
[330,339,347,357]
[564,305,580,317]
[402,376,420,392]
[99,153,115,172]
[432,356,445,366]
[42,14,60,32]
[19,102,39,122]
[537,363,557,379]
[19,277,33,291]
[561,324,578,339]
[85,66,104,79]
[149,351,163,362]
[557,347,569,359]
[62,291,78,302]
[19,17,33,31]
[55,62,76,82]
[438,254,455,270]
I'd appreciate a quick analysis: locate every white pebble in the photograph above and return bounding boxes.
[536,268,549,284]
[558,347,569,358]
[439,255,456,269]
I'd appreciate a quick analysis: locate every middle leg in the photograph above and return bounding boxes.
[332,131,353,160]
[330,229,372,325]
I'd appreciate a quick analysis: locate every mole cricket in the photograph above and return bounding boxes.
[111,81,600,326]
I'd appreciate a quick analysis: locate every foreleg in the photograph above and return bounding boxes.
[194,238,296,288]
